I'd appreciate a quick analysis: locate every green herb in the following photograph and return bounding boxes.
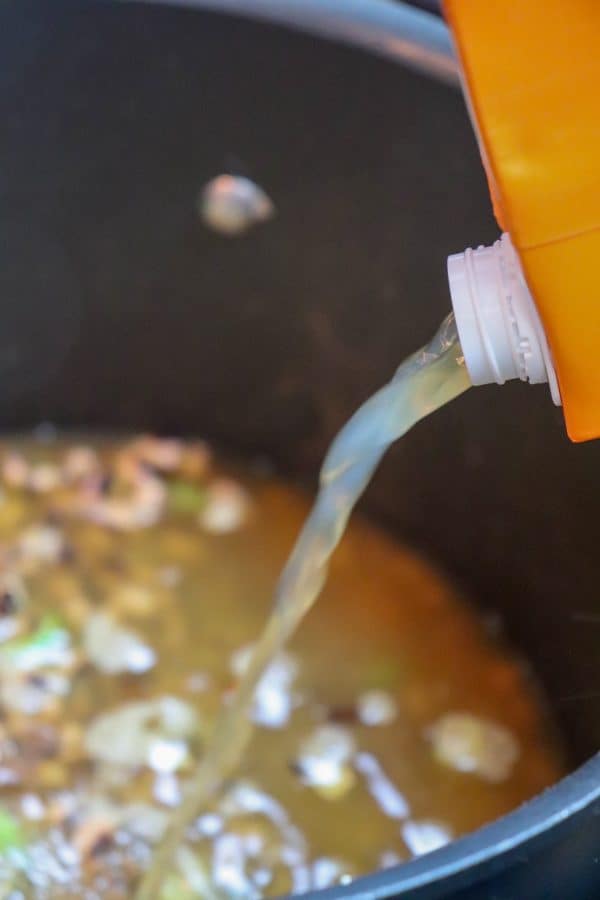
[0,809,24,852]
[0,613,70,672]
[167,481,206,515]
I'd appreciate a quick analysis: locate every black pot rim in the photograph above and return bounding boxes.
[309,752,600,898]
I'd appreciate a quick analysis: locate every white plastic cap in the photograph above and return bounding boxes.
[447,233,560,405]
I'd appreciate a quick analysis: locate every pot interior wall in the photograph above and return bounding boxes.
[1,0,599,764]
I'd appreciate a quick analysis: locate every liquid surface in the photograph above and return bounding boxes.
[0,454,562,888]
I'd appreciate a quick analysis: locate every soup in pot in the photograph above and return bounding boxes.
[0,434,563,898]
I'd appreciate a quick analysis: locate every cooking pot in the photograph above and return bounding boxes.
[1,1,599,898]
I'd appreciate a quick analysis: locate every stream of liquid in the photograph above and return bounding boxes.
[137,313,471,899]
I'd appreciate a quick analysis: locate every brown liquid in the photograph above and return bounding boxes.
[0,434,562,898]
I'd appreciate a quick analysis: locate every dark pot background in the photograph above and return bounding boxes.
[1,2,599,898]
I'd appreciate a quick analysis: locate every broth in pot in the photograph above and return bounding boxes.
[0,434,562,898]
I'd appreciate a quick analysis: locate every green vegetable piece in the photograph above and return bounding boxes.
[0,809,24,852]
[168,481,206,515]
[0,613,70,672]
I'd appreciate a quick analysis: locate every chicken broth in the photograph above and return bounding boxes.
[0,434,563,898]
